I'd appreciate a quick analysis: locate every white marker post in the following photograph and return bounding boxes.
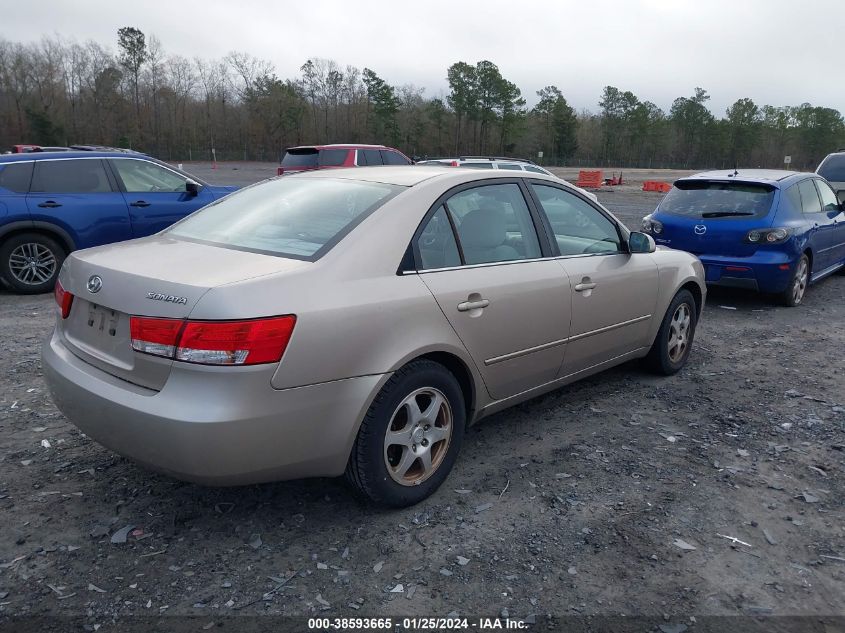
[784,155,791,168]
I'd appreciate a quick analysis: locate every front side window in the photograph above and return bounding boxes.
[417,206,460,269]
[0,162,33,193]
[112,159,186,193]
[168,177,402,260]
[459,162,494,169]
[814,179,840,213]
[523,165,549,174]
[443,183,541,265]
[31,159,112,193]
[532,184,622,256]
[797,179,822,214]
[497,163,523,171]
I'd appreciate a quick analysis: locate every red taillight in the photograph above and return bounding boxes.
[130,317,184,358]
[277,166,284,176]
[450,160,459,167]
[129,315,296,366]
[54,280,73,319]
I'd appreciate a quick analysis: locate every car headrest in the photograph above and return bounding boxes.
[459,208,506,249]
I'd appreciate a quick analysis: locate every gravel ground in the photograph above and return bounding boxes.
[0,165,843,630]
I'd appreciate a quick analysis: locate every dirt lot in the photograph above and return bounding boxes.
[0,165,843,630]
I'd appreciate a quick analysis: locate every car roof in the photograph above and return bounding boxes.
[286,144,392,151]
[292,165,560,187]
[0,151,151,164]
[678,169,812,187]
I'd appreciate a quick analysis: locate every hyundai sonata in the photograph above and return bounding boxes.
[43,167,705,507]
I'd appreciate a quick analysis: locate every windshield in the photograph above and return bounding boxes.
[659,180,775,219]
[168,177,403,260]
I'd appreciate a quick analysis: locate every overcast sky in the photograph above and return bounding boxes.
[2,0,842,116]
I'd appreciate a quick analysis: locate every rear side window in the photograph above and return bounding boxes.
[168,177,403,260]
[817,154,845,181]
[459,163,494,169]
[281,148,318,168]
[443,183,541,265]
[0,162,33,193]
[381,150,409,165]
[497,163,523,171]
[31,159,111,193]
[797,179,822,214]
[359,149,383,166]
[318,149,349,167]
[659,181,774,219]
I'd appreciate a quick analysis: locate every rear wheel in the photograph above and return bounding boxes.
[0,232,66,294]
[645,289,697,375]
[345,360,465,507]
[780,255,809,307]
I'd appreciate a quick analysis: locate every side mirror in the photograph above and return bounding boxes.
[186,180,202,197]
[628,231,656,254]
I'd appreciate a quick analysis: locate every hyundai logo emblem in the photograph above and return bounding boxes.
[694,225,707,235]
[87,275,103,293]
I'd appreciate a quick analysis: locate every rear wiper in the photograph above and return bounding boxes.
[701,211,756,218]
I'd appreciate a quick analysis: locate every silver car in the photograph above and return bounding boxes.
[42,167,705,507]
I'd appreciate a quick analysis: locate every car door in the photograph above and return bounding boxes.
[795,178,834,271]
[814,178,845,268]
[26,158,132,249]
[529,182,659,378]
[416,182,572,400]
[108,158,215,237]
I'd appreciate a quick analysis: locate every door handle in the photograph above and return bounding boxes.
[37,201,62,208]
[574,281,597,292]
[457,299,489,312]
[129,200,151,207]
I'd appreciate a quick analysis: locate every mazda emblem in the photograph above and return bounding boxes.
[694,225,707,235]
[87,275,103,293]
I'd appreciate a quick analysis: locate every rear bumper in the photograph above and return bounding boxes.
[42,329,386,485]
[698,252,794,294]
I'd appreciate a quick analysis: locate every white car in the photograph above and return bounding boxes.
[416,156,598,202]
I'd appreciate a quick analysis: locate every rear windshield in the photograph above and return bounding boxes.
[281,148,348,168]
[659,180,775,219]
[167,177,403,260]
[817,154,845,182]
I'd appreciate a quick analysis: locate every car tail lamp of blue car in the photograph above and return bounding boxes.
[54,280,73,319]
[745,228,790,244]
[130,315,297,365]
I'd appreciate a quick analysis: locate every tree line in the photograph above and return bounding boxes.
[1,29,843,170]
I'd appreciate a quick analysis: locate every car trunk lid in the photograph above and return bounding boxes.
[57,236,308,390]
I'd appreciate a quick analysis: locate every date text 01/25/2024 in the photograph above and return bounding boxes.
[307,617,529,630]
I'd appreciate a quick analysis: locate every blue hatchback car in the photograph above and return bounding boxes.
[641,170,845,306]
[0,152,237,293]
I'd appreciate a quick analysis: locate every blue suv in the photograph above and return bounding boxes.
[642,170,845,306]
[0,152,237,293]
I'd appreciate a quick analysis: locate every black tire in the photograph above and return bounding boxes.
[645,289,697,375]
[779,254,809,307]
[0,232,66,294]
[345,359,465,507]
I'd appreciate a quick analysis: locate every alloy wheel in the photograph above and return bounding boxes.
[667,302,691,363]
[8,242,57,286]
[383,387,453,486]
[792,258,808,305]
